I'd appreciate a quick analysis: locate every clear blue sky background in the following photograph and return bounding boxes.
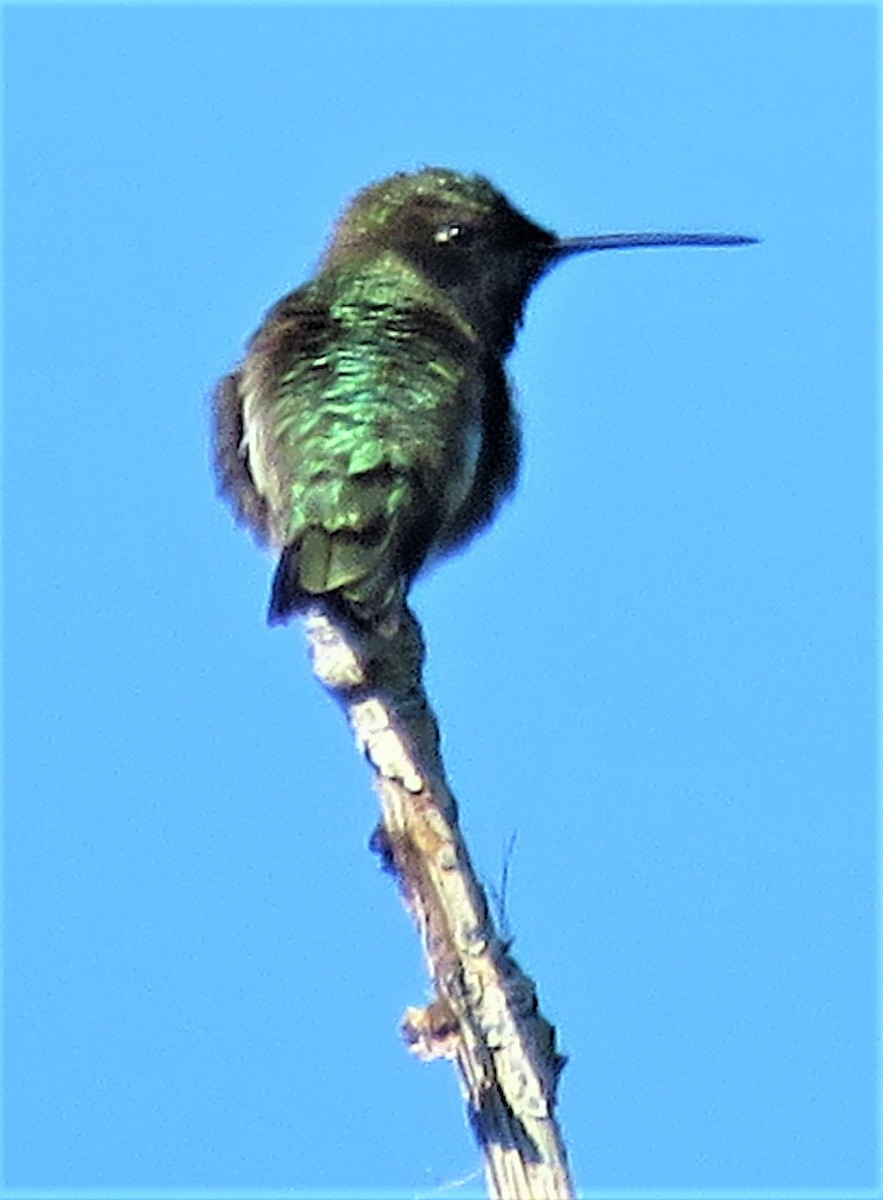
[3,4,877,1198]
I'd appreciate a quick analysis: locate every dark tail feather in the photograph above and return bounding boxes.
[268,532,407,629]
[267,546,306,625]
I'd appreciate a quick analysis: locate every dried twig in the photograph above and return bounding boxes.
[306,606,574,1200]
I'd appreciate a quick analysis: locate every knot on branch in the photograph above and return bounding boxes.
[402,999,461,1062]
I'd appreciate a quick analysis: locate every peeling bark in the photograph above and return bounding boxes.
[305,606,575,1200]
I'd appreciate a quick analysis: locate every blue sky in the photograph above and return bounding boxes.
[3,4,877,1198]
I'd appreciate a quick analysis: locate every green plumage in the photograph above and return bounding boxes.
[212,170,539,624]
[211,167,756,625]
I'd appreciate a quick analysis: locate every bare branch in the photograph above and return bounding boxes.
[305,606,575,1200]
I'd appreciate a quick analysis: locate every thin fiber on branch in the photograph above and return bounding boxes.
[306,606,575,1200]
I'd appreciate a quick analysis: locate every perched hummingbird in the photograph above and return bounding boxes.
[213,168,755,627]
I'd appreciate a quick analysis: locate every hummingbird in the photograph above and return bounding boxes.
[212,168,756,628]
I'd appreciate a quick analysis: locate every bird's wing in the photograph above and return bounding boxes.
[211,368,271,544]
[212,293,345,548]
[216,283,481,623]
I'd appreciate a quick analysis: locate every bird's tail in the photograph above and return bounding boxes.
[267,545,309,625]
[266,527,407,627]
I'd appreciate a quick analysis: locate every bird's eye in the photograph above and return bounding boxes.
[433,222,474,247]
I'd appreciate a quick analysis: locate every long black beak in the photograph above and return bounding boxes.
[554,231,760,259]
